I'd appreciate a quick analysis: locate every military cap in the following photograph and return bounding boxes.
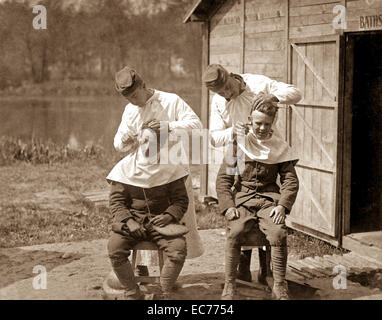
[114,66,144,96]
[202,64,230,90]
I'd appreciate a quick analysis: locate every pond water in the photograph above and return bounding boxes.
[0,94,200,151]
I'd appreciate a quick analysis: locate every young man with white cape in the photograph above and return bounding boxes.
[216,101,299,300]
[104,66,204,299]
[202,63,302,285]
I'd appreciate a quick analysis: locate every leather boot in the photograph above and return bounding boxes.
[272,281,290,300]
[111,258,144,300]
[221,281,237,300]
[237,250,252,282]
[271,245,289,300]
[222,243,241,299]
[160,259,184,298]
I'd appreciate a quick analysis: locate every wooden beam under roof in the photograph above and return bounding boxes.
[183,0,204,23]
[183,0,226,23]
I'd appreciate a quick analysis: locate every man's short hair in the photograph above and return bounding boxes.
[251,101,278,119]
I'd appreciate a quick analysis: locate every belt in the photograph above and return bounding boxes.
[239,186,275,202]
[240,185,257,193]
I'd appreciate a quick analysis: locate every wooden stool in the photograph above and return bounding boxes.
[131,241,164,284]
[236,224,272,287]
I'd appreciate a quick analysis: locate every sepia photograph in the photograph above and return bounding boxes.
[0,0,381,307]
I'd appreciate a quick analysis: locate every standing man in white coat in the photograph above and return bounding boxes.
[202,64,302,285]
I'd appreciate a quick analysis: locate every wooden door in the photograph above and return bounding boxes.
[287,35,342,240]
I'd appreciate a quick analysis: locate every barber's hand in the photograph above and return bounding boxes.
[142,119,168,133]
[143,119,161,130]
[125,219,146,238]
[233,121,249,140]
[150,213,174,227]
[121,132,136,145]
[269,205,286,224]
[252,92,279,111]
[225,207,240,221]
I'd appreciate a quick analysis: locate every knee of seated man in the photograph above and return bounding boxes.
[166,239,187,263]
[167,248,187,263]
[107,237,131,264]
[267,226,288,246]
[226,231,242,247]
[108,251,130,267]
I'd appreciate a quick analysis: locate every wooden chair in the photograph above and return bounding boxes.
[131,241,164,284]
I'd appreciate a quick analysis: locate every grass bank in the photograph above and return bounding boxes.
[0,137,346,258]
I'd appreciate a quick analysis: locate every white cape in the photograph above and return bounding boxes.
[237,130,298,165]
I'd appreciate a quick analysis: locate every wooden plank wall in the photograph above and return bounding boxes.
[244,0,288,141]
[289,0,340,38]
[244,0,286,82]
[289,0,382,37]
[209,0,242,72]
[346,0,382,32]
[208,0,242,198]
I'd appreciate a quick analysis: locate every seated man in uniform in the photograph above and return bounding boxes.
[216,101,299,300]
[106,66,204,300]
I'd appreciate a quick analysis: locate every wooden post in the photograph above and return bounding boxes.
[285,0,291,144]
[341,34,354,237]
[336,34,346,245]
[240,0,246,73]
[285,0,289,84]
[200,20,210,198]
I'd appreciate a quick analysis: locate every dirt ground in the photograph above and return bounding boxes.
[0,228,381,300]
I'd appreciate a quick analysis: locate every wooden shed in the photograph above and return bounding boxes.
[184,0,382,258]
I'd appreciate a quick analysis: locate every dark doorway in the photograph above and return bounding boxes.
[350,32,382,233]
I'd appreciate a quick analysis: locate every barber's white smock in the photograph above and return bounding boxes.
[209,74,302,147]
[111,90,204,261]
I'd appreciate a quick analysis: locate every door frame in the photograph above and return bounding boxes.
[342,30,382,237]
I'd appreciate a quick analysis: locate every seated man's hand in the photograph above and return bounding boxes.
[125,219,146,238]
[269,205,286,224]
[150,213,174,227]
[225,207,240,221]
[252,92,279,111]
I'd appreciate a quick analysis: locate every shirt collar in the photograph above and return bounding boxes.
[144,89,159,106]
[225,74,247,102]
